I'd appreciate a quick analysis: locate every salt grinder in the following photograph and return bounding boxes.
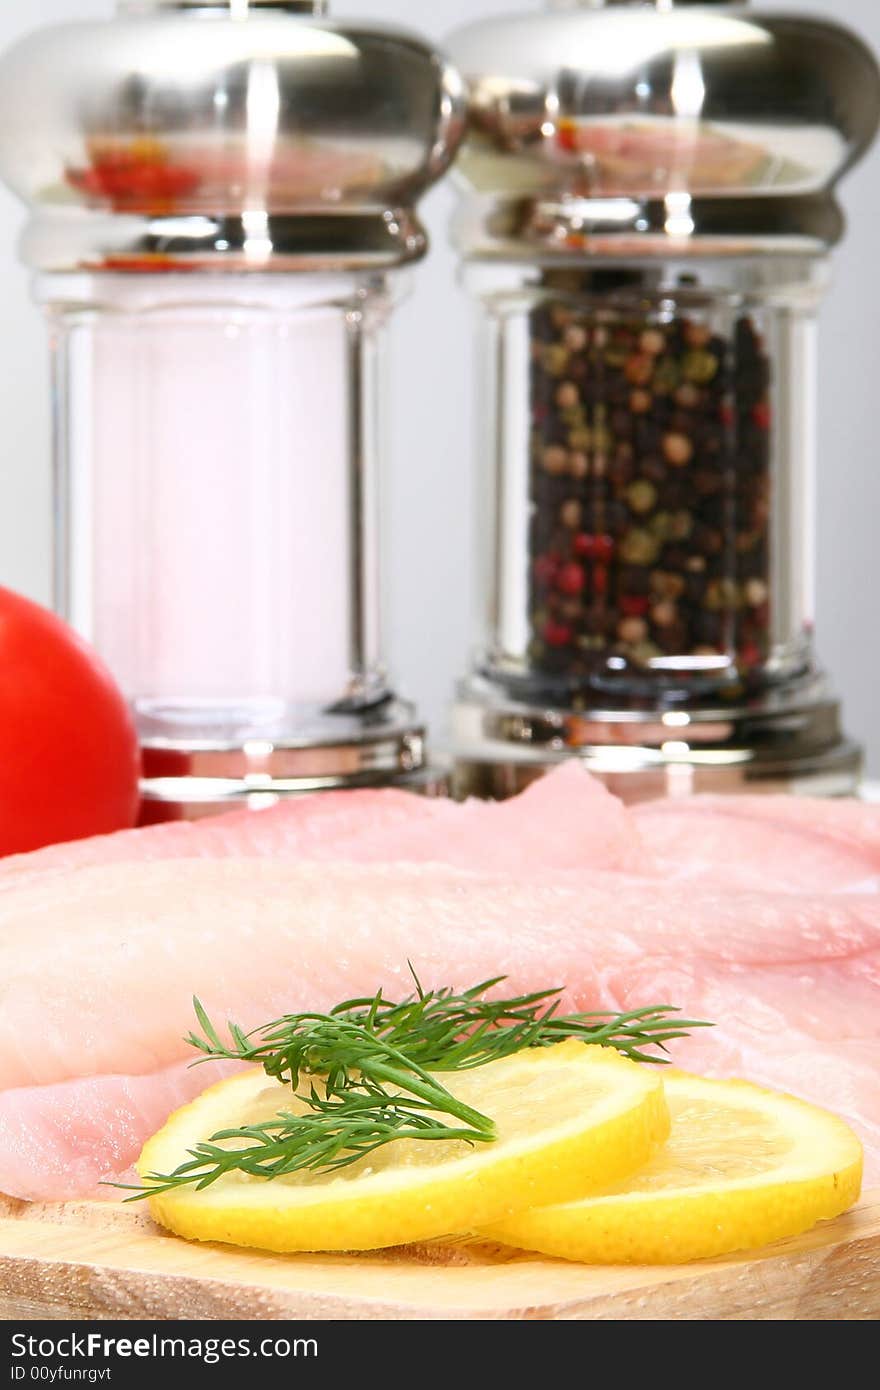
[446,0,880,801]
[0,0,463,817]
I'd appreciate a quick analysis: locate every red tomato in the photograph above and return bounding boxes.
[0,587,140,855]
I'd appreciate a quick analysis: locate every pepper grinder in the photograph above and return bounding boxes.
[446,0,880,802]
[0,0,463,818]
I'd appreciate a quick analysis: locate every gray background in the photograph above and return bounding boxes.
[1,1,878,768]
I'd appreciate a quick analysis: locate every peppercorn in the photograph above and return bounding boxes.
[626,479,658,515]
[568,426,592,450]
[663,432,694,467]
[542,445,568,475]
[573,532,595,558]
[624,354,654,386]
[620,528,660,566]
[640,328,666,356]
[682,350,719,385]
[618,615,649,644]
[544,344,569,376]
[560,499,582,529]
[744,578,769,607]
[556,381,580,410]
[675,382,702,410]
[620,595,650,618]
[651,600,678,628]
[544,620,573,647]
[557,562,586,596]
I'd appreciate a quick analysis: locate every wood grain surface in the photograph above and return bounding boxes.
[0,1190,877,1321]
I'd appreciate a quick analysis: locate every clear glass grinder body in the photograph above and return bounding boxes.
[45,272,392,748]
[471,257,819,708]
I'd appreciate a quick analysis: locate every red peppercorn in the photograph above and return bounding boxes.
[593,534,615,563]
[739,641,762,668]
[556,562,586,596]
[544,620,573,648]
[752,401,772,431]
[533,554,558,586]
[573,532,595,558]
[620,595,650,618]
[593,564,609,596]
[624,354,654,387]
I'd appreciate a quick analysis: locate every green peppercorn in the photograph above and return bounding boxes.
[545,345,569,376]
[593,426,612,453]
[630,640,663,665]
[620,528,660,566]
[649,512,674,541]
[626,479,658,515]
[682,350,719,385]
[569,426,593,450]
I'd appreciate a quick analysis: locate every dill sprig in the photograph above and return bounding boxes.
[126,972,708,1199]
[135,1091,493,1197]
[186,975,703,1080]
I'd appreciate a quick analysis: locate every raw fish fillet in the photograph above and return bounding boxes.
[0,763,642,886]
[1,856,878,1200]
[0,1062,236,1204]
[631,798,880,894]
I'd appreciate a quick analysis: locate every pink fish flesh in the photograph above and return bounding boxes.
[0,845,877,1200]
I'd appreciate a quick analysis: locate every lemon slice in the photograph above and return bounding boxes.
[486,1071,863,1264]
[139,1041,669,1253]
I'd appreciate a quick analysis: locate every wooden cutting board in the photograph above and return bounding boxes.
[0,1190,877,1321]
